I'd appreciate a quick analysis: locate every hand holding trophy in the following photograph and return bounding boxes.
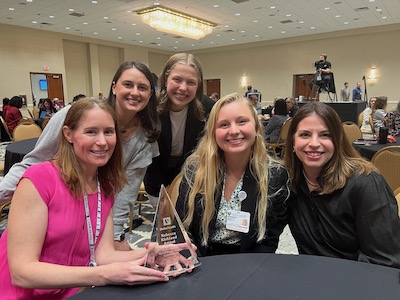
[145,185,201,276]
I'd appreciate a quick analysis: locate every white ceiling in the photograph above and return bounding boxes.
[0,0,399,52]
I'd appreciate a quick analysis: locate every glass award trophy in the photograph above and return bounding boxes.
[145,185,201,276]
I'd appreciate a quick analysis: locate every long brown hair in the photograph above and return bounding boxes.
[54,98,127,198]
[284,102,377,194]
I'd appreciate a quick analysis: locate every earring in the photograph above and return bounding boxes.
[293,147,295,152]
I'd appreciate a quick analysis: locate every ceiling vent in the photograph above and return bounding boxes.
[231,0,249,3]
[280,20,293,24]
[354,7,369,12]
[69,12,84,17]
[223,29,235,33]
[40,22,52,26]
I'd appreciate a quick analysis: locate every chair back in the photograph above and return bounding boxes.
[0,116,13,141]
[13,122,42,142]
[32,107,40,119]
[167,173,183,207]
[0,199,11,223]
[342,121,363,143]
[357,112,363,128]
[369,114,375,134]
[371,146,400,192]
[265,117,292,157]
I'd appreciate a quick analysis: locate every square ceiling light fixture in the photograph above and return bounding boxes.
[136,6,217,40]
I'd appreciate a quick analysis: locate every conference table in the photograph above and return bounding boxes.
[353,138,400,160]
[68,253,400,300]
[4,138,38,175]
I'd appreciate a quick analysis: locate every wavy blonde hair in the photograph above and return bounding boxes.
[182,93,277,245]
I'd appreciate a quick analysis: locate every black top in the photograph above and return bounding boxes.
[288,171,400,269]
[176,164,290,256]
[314,60,331,71]
[144,96,214,196]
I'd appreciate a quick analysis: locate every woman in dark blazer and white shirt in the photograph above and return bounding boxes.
[144,53,214,204]
[175,93,290,256]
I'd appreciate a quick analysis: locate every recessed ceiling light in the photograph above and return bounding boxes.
[136,33,141,35]
[253,20,258,23]
[157,44,161,46]
[92,1,98,4]
[191,44,195,47]
[157,37,161,39]
[369,0,376,2]
[299,21,304,24]
[65,26,70,29]
[127,10,132,13]
[83,22,88,25]
[235,13,241,16]
[255,34,259,38]
[281,31,286,34]
[376,8,382,12]
[210,41,214,43]
[270,6,276,9]
[112,28,116,31]
[286,14,291,17]
[232,38,236,41]
[241,30,245,33]
[9,8,15,11]
[175,41,179,43]
[382,16,387,19]
[214,5,219,8]
[69,9,74,12]
[32,21,37,24]
[139,40,143,43]
[217,34,221,37]
[344,21,349,24]
[132,23,136,26]
[118,37,122,39]
[268,26,273,29]
[154,2,160,5]
[94,32,98,35]
[324,7,330,10]
[311,26,315,29]
[335,15,340,18]
[225,25,229,28]
[26,0,33,2]
[104,17,109,20]
[174,46,178,49]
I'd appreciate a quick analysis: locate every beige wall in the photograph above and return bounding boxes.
[1,23,400,110]
[194,24,400,109]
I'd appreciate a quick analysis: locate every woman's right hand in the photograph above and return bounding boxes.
[101,256,169,286]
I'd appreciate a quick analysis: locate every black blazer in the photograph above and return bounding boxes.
[144,96,214,196]
[175,165,290,256]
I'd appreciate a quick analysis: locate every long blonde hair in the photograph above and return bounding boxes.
[182,93,278,245]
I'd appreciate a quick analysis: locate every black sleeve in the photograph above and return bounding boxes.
[260,166,291,252]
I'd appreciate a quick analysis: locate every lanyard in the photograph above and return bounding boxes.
[83,178,101,267]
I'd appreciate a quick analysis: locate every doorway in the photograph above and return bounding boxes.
[293,73,317,101]
[30,72,65,107]
[206,79,221,99]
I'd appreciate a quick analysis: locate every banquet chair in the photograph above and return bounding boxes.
[265,118,292,158]
[342,121,363,144]
[128,182,152,231]
[357,112,364,128]
[13,122,42,142]
[394,187,400,217]
[0,199,11,223]
[32,107,40,119]
[371,146,400,192]
[0,116,13,141]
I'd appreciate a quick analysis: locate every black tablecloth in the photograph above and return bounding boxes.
[68,253,400,300]
[353,139,400,160]
[4,138,38,175]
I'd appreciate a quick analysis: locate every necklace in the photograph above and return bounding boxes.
[303,170,320,190]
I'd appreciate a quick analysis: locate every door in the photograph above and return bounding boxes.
[46,74,64,106]
[30,72,65,107]
[293,74,317,101]
[206,79,220,98]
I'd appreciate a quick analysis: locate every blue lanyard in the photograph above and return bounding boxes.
[83,178,101,267]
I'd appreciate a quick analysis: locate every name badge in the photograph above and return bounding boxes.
[226,210,250,233]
